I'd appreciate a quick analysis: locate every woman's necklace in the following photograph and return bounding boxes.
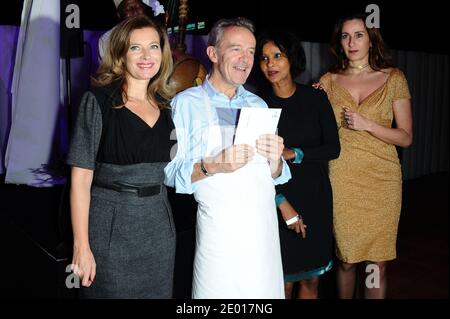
[349,62,370,70]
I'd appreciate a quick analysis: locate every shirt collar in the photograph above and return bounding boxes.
[202,74,246,100]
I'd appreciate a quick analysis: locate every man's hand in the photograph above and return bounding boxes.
[256,134,284,161]
[256,134,284,176]
[205,144,254,174]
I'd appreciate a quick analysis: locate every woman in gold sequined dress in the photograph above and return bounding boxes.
[318,14,413,299]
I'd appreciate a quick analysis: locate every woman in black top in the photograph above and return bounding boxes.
[257,32,340,299]
[67,16,176,298]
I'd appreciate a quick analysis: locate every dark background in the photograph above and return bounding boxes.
[0,0,448,301]
[0,0,449,54]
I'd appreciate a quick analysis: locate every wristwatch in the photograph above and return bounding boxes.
[200,158,214,176]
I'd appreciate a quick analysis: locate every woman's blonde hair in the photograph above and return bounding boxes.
[94,16,174,108]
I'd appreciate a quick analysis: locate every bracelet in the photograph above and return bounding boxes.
[290,148,304,164]
[200,158,214,177]
[275,194,287,206]
[285,215,300,226]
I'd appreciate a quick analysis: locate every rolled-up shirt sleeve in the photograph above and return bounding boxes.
[164,94,201,194]
[273,157,291,185]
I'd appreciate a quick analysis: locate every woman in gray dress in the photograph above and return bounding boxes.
[67,16,176,298]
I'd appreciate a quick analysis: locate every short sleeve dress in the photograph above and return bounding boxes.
[319,68,411,263]
[67,82,176,298]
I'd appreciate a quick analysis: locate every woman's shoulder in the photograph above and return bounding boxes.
[319,71,343,88]
[90,81,121,98]
[319,71,334,83]
[89,81,122,110]
[384,68,410,97]
[381,67,405,78]
[382,68,408,86]
[316,71,337,94]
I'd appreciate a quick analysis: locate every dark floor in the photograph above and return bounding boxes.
[0,172,448,299]
[388,173,449,299]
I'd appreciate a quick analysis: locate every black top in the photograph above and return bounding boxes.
[265,84,340,274]
[67,82,175,169]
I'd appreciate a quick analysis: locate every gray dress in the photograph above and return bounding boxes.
[67,83,176,298]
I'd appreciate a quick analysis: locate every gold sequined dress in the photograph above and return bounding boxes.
[319,69,411,263]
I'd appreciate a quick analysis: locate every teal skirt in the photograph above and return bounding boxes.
[284,260,333,283]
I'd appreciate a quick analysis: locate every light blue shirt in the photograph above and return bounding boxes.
[164,77,291,194]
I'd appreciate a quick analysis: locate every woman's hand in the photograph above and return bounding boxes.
[72,245,96,287]
[278,200,307,238]
[312,82,324,90]
[342,107,372,131]
[288,216,307,239]
[282,147,296,161]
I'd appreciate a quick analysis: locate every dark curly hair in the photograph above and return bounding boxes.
[256,31,306,78]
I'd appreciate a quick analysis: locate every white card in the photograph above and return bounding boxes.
[234,107,282,147]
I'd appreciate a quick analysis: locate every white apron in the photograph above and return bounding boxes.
[191,90,284,299]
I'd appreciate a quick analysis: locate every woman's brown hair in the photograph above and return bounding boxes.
[93,15,174,108]
[329,13,394,73]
